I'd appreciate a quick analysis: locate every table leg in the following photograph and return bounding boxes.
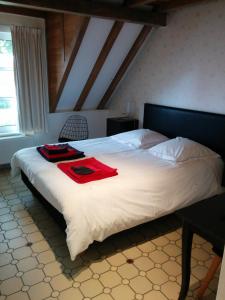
[178,222,193,300]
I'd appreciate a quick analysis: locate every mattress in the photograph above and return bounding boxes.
[11,136,224,260]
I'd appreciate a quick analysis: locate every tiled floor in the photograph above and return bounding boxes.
[0,169,220,300]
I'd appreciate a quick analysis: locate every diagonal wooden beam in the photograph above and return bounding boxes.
[158,0,211,11]
[51,17,90,113]
[0,3,47,17]
[0,0,167,26]
[97,25,152,110]
[126,0,156,8]
[74,21,124,111]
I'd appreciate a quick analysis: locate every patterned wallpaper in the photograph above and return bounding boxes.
[109,0,225,126]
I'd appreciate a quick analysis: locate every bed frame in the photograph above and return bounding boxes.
[144,103,225,160]
[21,103,225,230]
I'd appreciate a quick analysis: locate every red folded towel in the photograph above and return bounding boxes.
[43,144,69,154]
[44,144,68,150]
[37,145,85,162]
[57,157,118,184]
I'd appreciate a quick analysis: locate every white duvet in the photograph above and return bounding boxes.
[11,137,224,260]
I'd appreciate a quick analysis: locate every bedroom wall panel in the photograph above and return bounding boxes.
[108,0,225,126]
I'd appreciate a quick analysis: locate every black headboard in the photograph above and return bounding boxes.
[143,103,225,159]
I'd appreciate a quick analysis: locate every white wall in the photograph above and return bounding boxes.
[0,110,109,165]
[109,0,225,126]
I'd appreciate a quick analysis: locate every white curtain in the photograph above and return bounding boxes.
[11,25,48,135]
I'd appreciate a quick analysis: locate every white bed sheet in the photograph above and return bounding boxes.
[11,136,224,260]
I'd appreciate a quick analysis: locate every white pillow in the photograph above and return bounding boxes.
[111,129,168,149]
[149,137,219,162]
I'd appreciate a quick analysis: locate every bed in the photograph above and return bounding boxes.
[11,104,225,260]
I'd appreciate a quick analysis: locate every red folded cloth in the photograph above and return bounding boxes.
[37,145,85,162]
[44,144,67,150]
[44,144,69,154]
[57,157,118,184]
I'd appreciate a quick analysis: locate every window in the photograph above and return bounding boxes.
[0,29,19,136]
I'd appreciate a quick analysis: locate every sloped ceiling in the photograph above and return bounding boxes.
[46,12,152,113]
[0,0,213,113]
[57,18,143,112]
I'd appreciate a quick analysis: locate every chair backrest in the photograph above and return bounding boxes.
[59,115,88,142]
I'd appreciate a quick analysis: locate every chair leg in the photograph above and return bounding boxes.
[196,255,222,299]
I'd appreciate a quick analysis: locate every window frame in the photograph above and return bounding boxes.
[0,28,19,137]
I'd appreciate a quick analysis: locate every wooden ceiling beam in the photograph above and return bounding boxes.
[126,0,156,8]
[97,25,152,110]
[74,21,124,111]
[0,0,167,26]
[50,17,90,113]
[127,0,211,11]
[0,3,47,18]
[157,0,211,11]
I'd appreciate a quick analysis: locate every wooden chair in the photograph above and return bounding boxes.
[197,247,222,299]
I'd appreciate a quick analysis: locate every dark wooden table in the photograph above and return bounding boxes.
[175,194,225,300]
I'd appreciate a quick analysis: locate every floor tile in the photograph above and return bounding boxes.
[58,287,83,300]
[100,271,122,288]
[149,250,169,264]
[111,284,135,300]
[0,242,8,253]
[8,237,27,249]
[137,241,156,253]
[43,261,63,277]
[107,253,126,266]
[0,277,23,295]
[129,276,152,294]
[28,282,52,300]
[37,250,56,264]
[117,263,139,279]
[147,268,168,285]
[123,247,142,259]
[80,278,103,298]
[152,236,169,247]
[144,290,167,300]
[72,267,93,282]
[134,256,154,272]
[4,228,22,240]
[31,240,50,253]
[6,291,30,300]
[12,246,32,260]
[17,256,38,272]
[161,281,180,299]
[163,244,181,257]
[90,259,110,274]
[22,269,45,286]
[50,273,73,291]
[0,170,219,300]
[0,264,17,280]
[1,221,18,231]
[162,261,181,276]
[0,253,12,266]
[93,294,114,300]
